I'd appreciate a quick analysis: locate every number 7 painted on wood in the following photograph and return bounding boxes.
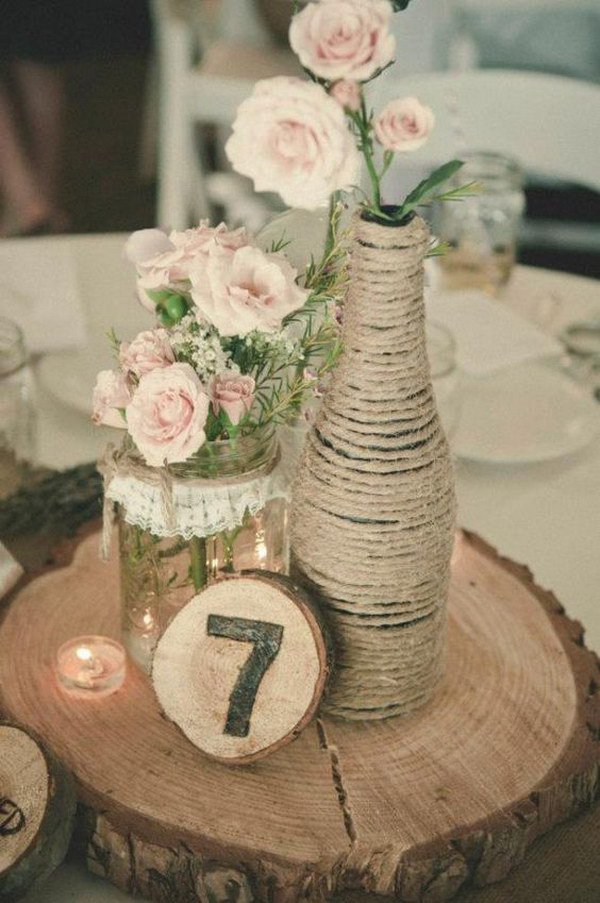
[207,615,284,738]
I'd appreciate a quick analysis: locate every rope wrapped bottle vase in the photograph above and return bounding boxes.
[291,211,456,720]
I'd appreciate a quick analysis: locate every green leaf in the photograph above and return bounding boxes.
[146,289,173,305]
[269,233,292,254]
[158,309,175,327]
[204,410,223,442]
[400,160,464,217]
[431,180,481,203]
[106,326,121,356]
[426,240,451,259]
[163,293,188,324]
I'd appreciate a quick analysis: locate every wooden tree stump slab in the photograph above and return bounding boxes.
[0,724,76,900]
[0,527,598,903]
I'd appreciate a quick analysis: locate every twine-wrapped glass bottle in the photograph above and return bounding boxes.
[104,427,287,671]
[291,211,456,720]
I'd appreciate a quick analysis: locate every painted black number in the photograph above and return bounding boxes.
[207,615,284,738]
[0,797,25,836]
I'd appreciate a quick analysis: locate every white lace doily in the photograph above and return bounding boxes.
[106,460,289,540]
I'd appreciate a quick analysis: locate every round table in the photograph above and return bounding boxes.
[13,234,600,902]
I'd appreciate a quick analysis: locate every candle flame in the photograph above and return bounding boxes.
[76,646,93,662]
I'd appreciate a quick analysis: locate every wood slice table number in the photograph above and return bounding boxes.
[152,573,331,764]
[0,724,76,900]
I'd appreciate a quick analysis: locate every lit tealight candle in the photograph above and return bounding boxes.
[56,635,126,698]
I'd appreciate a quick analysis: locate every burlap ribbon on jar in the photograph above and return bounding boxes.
[97,441,283,559]
[291,212,456,720]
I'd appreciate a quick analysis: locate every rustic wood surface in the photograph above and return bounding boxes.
[152,573,332,764]
[0,526,598,902]
[0,724,76,900]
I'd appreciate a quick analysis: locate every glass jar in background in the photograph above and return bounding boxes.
[433,151,526,295]
[0,318,36,496]
[427,320,462,440]
[117,426,288,671]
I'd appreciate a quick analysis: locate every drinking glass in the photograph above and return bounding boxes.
[433,151,526,294]
[559,320,600,400]
[427,320,462,439]
[0,318,36,495]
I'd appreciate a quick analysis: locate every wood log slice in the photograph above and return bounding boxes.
[0,526,598,902]
[0,724,76,900]
[152,573,332,764]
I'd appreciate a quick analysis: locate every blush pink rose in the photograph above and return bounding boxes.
[190,244,308,337]
[374,97,435,153]
[225,77,359,210]
[126,363,210,466]
[170,221,249,256]
[330,79,361,112]
[289,0,395,82]
[124,229,173,265]
[133,223,250,311]
[92,370,130,428]
[119,329,175,378]
[209,373,255,425]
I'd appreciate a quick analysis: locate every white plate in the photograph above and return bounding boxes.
[36,237,148,416]
[452,361,600,464]
[37,349,108,417]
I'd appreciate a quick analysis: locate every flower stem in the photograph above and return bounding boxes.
[189,535,207,591]
[349,104,383,215]
[363,144,382,210]
[324,192,338,259]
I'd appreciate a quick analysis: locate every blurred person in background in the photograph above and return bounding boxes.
[0,0,150,237]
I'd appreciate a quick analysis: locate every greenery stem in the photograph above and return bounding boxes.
[324,192,338,259]
[189,535,207,591]
[350,103,382,214]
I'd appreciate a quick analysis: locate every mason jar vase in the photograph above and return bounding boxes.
[118,427,288,671]
[433,151,526,294]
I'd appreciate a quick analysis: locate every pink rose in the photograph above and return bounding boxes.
[209,373,255,425]
[190,244,308,337]
[374,97,435,153]
[124,229,173,265]
[119,329,175,378]
[126,363,210,466]
[225,77,359,210]
[92,370,130,428]
[330,79,361,112]
[289,0,395,82]
[133,223,250,311]
[170,222,249,256]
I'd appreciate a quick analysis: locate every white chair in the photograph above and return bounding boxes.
[443,0,600,77]
[368,69,600,262]
[369,69,600,193]
[152,0,301,229]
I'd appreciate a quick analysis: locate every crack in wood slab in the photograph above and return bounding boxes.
[316,718,358,846]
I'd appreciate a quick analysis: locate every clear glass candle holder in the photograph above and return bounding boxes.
[433,151,526,295]
[56,635,126,698]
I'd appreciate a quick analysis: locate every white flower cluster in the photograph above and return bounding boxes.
[169,315,238,382]
[243,328,297,359]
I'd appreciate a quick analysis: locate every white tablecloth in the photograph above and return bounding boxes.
[13,234,600,902]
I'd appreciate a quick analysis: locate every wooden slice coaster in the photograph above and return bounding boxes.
[0,724,76,900]
[152,573,331,764]
[0,527,598,902]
